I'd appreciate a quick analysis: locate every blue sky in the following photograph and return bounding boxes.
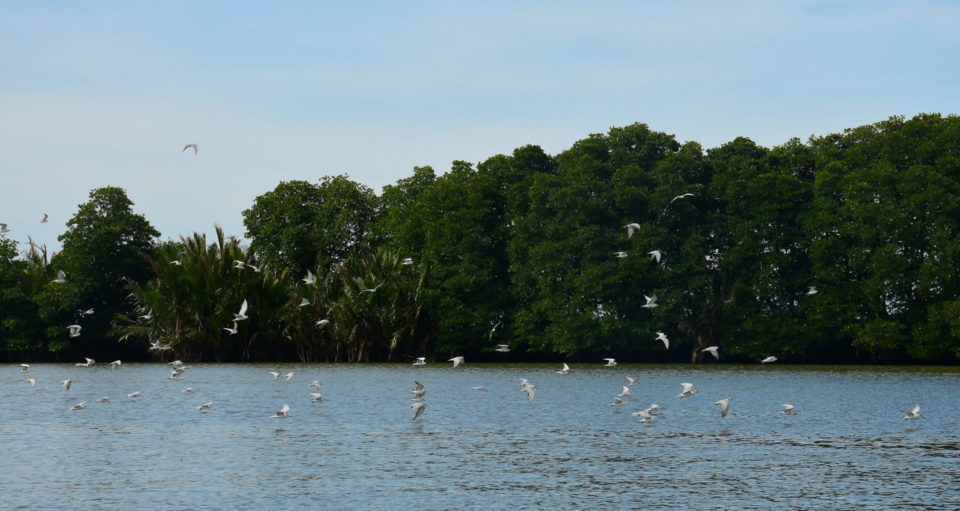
[1,1,958,253]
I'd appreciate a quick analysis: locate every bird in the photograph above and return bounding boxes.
[670,192,695,203]
[298,298,311,307]
[223,322,239,335]
[233,299,248,321]
[182,388,194,393]
[400,258,414,265]
[82,308,95,316]
[603,358,617,367]
[68,325,82,338]
[169,260,182,266]
[655,331,669,349]
[269,370,282,380]
[642,294,658,308]
[471,386,488,391]
[284,371,295,381]
[128,391,141,398]
[69,402,86,411]
[309,381,323,390]
[109,360,122,369]
[0,222,9,233]
[495,344,510,353]
[20,363,30,373]
[62,378,73,390]
[613,251,628,258]
[903,404,921,420]
[714,398,732,418]
[197,402,213,411]
[139,310,153,321]
[806,286,818,295]
[183,143,198,154]
[39,213,49,223]
[557,362,570,374]
[315,319,330,327]
[51,271,67,284]
[233,260,245,270]
[74,357,94,367]
[702,346,720,360]
[520,383,536,403]
[677,382,698,398]
[624,223,641,239]
[411,386,426,400]
[781,404,797,415]
[26,377,37,387]
[610,397,625,406]
[271,404,291,419]
[648,250,662,263]
[410,402,427,421]
[302,270,315,285]
[488,321,502,342]
[617,386,631,398]
[761,356,777,364]
[310,393,325,403]
[634,408,655,423]
[449,356,464,368]
[412,357,426,366]
[169,360,184,367]
[361,283,382,293]
[97,397,110,403]
[625,375,639,386]
[246,264,261,273]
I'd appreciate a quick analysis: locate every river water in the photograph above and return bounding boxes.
[3,363,959,510]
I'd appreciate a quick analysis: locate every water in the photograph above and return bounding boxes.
[3,363,959,510]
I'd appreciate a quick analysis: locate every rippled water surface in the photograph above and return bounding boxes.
[3,363,959,510]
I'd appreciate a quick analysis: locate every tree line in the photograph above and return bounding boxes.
[2,113,958,364]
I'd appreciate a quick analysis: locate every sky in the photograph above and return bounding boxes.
[1,1,958,254]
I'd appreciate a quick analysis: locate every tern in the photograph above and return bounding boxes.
[197,402,213,411]
[410,402,426,421]
[648,250,662,263]
[761,356,777,364]
[302,270,315,285]
[520,384,536,403]
[617,386,631,398]
[39,213,49,223]
[642,294,658,308]
[169,360,184,367]
[315,319,330,327]
[806,286,818,295]
[20,363,30,373]
[613,251,628,258]
[109,360,122,369]
[223,322,239,335]
[26,377,37,387]
[495,344,510,353]
[401,258,414,265]
[182,388,194,393]
[781,404,797,415]
[610,397,625,406]
[714,398,732,418]
[557,362,570,374]
[69,402,87,411]
[271,404,290,419]
[233,299,248,321]
[310,393,325,403]
[298,298,311,307]
[183,143,198,154]
[701,346,720,360]
[97,397,110,403]
[169,260,182,266]
[625,375,638,386]
[634,409,655,422]
[246,264,261,272]
[472,386,488,391]
[68,325,83,338]
[51,271,67,284]
[449,356,464,368]
[139,310,153,321]
[624,223,641,239]
[670,192,695,203]
[62,378,73,390]
[903,404,921,420]
[82,308,94,316]
[309,381,323,390]
[412,357,427,366]
[128,391,141,398]
[677,382,697,398]
[74,357,94,367]
[603,358,617,367]
[233,261,245,270]
[655,331,669,349]
[269,370,281,380]
[284,371,295,381]
[0,222,9,233]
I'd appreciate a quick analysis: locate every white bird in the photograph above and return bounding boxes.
[603,358,617,367]
[20,363,30,373]
[0,222,9,233]
[284,371,295,381]
[26,377,37,387]
[670,192,695,203]
[302,270,315,285]
[612,251,628,258]
[625,375,638,386]
[82,308,94,316]
[617,386,631,398]
[806,286,818,295]
[401,258,414,265]
[310,393,325,403]
[109,360,122,369]
[182,388,194,393]
[51,270,67,284]
[298,298,311,307]
[315,319,330,327]
[233,260,246,270]
[610,397,625,406]
[361,283,382,293]
[677,382,697,398]
[223,322,239,335]
[761,356,778,364]
[309,380,323,390]
[624,223,641,239]
[410,402,426,421]
[634,408,655,422]
[412,357,426,366]
[488,321,502,342]
[197,402,213,411]
[271,404,290,419]
[39,213,49,223]
[557,362,570,374]
[781,404,797,415]
[128,391,141,398]
[61,378,73,390]
[149,341,171,351]
[495,344,510,353]
[702,346,720,360]
[648,250,662,263]
[169,260,182,266]
[139,310,153,321]
[520,384,536,403]
[246,264,261,272]
[903,404,921,420]
[169,360,184,367]
[449,356,464,368]
[714,398,732,418]
[97,397,110,403]
[411,386,426,399]
[472,386,488,391]
[642,294,658,308]
[269,370,282,380]
[69,402,86,411]
[233,299,248,321]
[183,143,198,154]
[655,331,669,349]
[68,325,83,338]
[74,356,94,367]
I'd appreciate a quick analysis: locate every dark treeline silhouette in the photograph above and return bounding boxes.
[2,114,959,364]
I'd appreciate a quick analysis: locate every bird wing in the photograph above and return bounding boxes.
[280,404,290,414]
[238,299,248,316]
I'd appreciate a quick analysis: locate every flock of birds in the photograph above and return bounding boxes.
[11,357,924,423]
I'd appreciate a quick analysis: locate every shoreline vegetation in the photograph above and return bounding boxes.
[2,114,959,365]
